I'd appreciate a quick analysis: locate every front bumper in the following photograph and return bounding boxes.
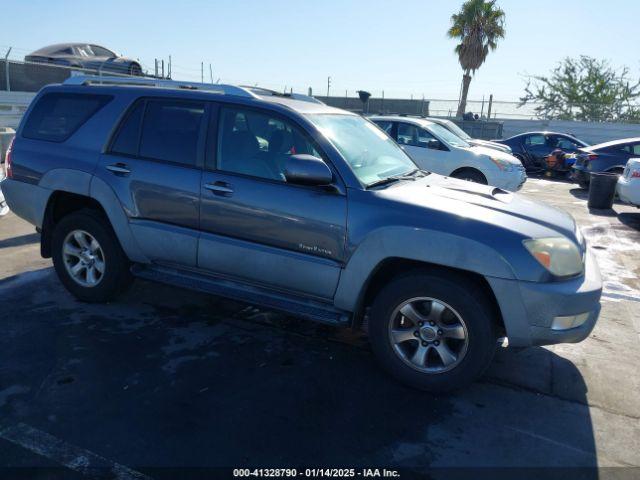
[487,248,602,347]
[617,176,640,207]
[494,169,527,192]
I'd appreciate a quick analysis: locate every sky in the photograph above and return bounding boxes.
[2,0,640,102]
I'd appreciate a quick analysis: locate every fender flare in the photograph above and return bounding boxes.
[333,226,516,312]
[38,169,148,263]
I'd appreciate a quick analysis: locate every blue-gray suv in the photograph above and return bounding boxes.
[1,76,603,391]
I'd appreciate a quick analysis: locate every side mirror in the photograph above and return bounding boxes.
[284,154,333,186]
[427,139,442,150]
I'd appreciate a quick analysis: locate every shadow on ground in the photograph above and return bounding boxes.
[0,268,598,473]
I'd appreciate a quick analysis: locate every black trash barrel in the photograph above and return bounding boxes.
[588,172,618,209]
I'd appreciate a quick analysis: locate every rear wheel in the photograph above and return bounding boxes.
[450,168,487,185]
[52,210,132,302]
[368,271,498,392]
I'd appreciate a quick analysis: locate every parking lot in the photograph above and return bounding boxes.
[0,177,639,476]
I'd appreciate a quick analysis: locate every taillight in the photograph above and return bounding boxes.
[631,170,640,178]
[587,154,598,161]
[4,137,14,179]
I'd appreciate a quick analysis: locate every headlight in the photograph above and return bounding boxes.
[523,237,583,277]
[490,157,515,172]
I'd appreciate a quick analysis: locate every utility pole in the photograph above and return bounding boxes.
[168,55,172,79]
[4,47,12,92]
[201,62,204,83]
[327,76,331,97]
[209,64,213,83]
[487,94,493,119]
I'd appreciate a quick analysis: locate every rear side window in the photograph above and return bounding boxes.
[110,101,144,156]
[139,99,205,167]
[22,93,112,142]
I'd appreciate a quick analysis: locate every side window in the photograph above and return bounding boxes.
[217,106,320,182]
[525,134,545,146]
[110,101,144,156]
[556,137,579,150]
[22,93,112,142]
[418,128,436,144]
[139,99,205,167]
[631,144,640,155]
[373,120,393,135]
[397,123,421,147]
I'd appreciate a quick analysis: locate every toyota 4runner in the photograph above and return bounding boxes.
[1,76,602,391]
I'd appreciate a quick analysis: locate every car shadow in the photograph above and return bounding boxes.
[0,232,40,250]
[618,212,640,232]
[0,268,600,474]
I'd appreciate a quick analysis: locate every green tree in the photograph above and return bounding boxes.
[520,56,640,122]
[448,0,505,117]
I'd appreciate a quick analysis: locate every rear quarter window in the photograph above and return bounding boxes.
[22,92,112,142]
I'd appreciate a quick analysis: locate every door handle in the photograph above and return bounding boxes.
[106,163,131,175]
[204,182,234,196]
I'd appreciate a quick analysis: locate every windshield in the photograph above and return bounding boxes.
[441,119,472,141]
[308,114,416,186]
[427,123,471,148]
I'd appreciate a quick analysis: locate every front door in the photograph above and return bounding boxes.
[396,122,450,174]
[198,104,347,300]
[97,97,207,267]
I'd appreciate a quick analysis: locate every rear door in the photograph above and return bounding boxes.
[97,97,207,267]
[198,104,347,299]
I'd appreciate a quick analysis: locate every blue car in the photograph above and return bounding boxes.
[495,132,589,171]
[571,137,640,188]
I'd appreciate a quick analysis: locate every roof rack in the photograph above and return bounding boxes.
[63,75,259,99]
[241,85,325,105]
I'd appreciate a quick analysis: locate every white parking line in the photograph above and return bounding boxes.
[0,423,151,479]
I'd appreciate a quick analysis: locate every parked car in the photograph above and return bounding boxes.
[25,43,143,76]
[370,115,526,191]
[1,75,602,392]
[426,117,512,154]
[616,159,640,207]
[495,132,589,171]
[571,138,640,189]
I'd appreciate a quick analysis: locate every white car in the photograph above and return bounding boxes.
[370,116,526,192]
[617,158,640,207]
[426,117,513,154]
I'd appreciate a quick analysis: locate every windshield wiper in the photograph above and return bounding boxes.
[366,169,426,189]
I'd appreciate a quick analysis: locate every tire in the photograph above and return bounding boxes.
[51,209,133,302]
[450,168,487,185]
[368,270,498,392]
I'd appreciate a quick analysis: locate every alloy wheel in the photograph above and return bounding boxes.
[388,297,469,373]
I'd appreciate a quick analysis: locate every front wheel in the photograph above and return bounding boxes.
[368,271,498,392]
[450,168,488,185]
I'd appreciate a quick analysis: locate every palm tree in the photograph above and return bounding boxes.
[448,0,505,117]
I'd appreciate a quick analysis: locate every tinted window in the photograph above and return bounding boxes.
[139,100,205,166]
[217,106,320,182]
[22,93,112,142]
[111,101,144,156]
[525,134,545,146]
[555,137,580,149]
[373,120,393,135]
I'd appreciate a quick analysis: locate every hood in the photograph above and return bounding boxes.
[470,139,512,153]
[378,173,577,241]
[468,145,521,165]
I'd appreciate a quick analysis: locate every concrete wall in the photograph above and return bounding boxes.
[0,91,35,128]
[316,95,430,116]
[499,118,640,144]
